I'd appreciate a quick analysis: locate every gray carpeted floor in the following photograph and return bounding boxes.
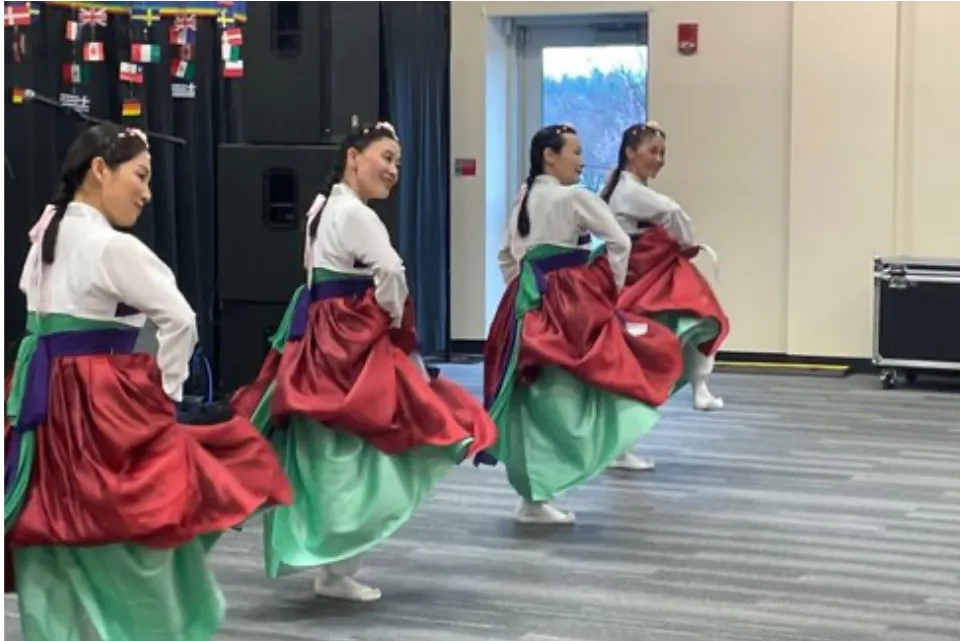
[6,368,960,641]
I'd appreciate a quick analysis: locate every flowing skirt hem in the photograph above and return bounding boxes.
[262,414,466,579]
[491,366,662,503]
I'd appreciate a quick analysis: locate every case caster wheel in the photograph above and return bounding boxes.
[881,369,899,390]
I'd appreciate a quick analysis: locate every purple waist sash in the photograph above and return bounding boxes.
[288,278,375,341]
[15,328,140,434]
[474,247,596,468]
[528,248,593,295]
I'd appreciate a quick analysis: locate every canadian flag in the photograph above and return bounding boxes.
[83,42,104,62]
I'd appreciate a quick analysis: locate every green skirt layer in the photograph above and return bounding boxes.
[654,313,721,394]
[6,314,226,641]
[486,245,670,503]
[246,269,468,578]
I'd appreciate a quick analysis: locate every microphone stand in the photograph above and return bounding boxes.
[19,88,187,146]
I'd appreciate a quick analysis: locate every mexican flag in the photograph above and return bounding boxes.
[62,63,86,84]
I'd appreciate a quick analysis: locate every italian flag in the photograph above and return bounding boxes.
[223,60,243,79]
[221,44,240,62]
[131,43,160,63]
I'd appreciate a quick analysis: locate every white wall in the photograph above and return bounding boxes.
[449,1,960,358]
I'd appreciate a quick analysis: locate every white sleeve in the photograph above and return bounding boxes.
[496,222,520,284]
[650,194,697,247]
[625,185,697,247]
[99,235,198,402]
[19,244,39,297]
[340,207,408,328]
[571,189,631,288]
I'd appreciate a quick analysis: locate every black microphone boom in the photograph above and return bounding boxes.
[20,89,187,146]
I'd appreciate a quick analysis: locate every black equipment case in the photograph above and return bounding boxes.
[873,255,960,389]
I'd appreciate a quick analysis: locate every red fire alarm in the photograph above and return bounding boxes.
[677,23,699,56]
[454,157,477,178]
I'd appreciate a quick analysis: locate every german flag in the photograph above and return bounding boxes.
[121,98,141,117]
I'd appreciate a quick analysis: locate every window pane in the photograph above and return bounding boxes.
[541,45,649,192]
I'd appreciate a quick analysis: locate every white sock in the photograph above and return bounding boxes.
[515,499,575,525]
[692,379,723,411]
[314,566,382,602]
[686,350,724,411]
[609,451,656,471]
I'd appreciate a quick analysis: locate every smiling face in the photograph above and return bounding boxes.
[627,131,666,182]
[89,150,153,228]
[347,136,401,201]
[544,133,585,186]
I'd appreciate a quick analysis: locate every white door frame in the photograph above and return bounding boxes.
[517,23,647,180]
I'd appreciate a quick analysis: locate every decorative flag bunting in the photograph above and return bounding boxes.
[62,63,86,84]
[130,5,161,27]
[221,44,239,61]
[122,98,142,117]
[4,3,31,26]
[168,11,198,98]
[217,2,243,79]
[43,2,248,22]
[171,59,194,81]
[171,82,196,99]
[223,60,243,78]
[131,43,160,62]
[61,4,91,111]
[83,41,104,62]
[58,93,91,114]
[78,7,107,28]
[127,2,159,118]
[10,30,26,62]
[77,8,107,30]
[173,14,196,34]
[12,4,250,112]
[222,26,241,46]
[5,2,37,64]
[119,62,143,84]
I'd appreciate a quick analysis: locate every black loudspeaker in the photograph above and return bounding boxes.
[216,143,399,304]
[218,300,288,393]
[241,2,381,145]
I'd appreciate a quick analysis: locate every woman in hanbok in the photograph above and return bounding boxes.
[4,124,293,641]
[475,124,683,525]
[600,122,729,431]
[231,120,497,602]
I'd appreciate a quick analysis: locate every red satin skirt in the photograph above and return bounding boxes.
[232,291,497,457]
[5,354,292,551]
[484,256,683,409]
[617,225,730,355]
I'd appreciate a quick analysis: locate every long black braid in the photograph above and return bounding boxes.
[517,124,577,238]
[41,124,149,265]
